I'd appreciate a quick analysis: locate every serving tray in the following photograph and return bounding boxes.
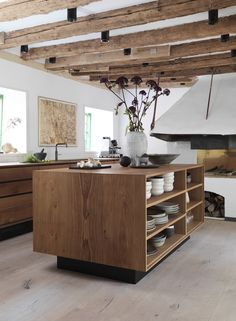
[69,165,112,170]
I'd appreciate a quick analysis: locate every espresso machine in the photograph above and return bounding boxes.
[99,137,121,158]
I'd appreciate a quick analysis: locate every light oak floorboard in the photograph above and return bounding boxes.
[1,220,236,321]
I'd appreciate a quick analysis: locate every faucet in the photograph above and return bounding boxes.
[55,143,67,161]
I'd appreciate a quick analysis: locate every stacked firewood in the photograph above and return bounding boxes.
[205,192,224,218]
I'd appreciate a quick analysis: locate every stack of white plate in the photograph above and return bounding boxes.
[146,181,152,199]
[150,177,164,196]
[156,201,180,215]
[147,215,156,232]
[147,208,168,225]
[163,172,175,192]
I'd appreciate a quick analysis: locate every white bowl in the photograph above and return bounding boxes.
[151,189,164,196]
[151,178,164,182]
[164,186,174,192]
[163,172,174,177]
[152,238,166,248]
[164,184,174,189]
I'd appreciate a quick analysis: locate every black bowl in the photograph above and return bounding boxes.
[147,154,180,165]
[33,152,47,161]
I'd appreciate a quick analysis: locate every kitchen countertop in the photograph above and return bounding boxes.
[0,158,120,168]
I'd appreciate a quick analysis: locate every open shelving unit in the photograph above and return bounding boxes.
[145,165,204,270]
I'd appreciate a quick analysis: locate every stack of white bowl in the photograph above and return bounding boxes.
[151,233,167,248]
[163,172,175,192]
[146,181,152,199]
[150,177,164,196]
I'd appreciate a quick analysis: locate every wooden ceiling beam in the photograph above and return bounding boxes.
[44,45,171,69]
[68,53,236,76]
[0,0,100,22]
[44,36,236,70]
[22,14,236,60]
[86,65,236,79]
[3,0,236,48]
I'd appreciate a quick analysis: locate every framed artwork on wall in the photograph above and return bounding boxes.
[38,96,77,146]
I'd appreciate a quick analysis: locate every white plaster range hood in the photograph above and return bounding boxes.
[150,73,236,149]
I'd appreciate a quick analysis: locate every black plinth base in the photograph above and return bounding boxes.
[57,236,190,284]
[0,220,33,241]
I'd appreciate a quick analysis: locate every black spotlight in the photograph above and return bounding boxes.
[101,31,109,43]
[221,34,230,42]
[231,49,236,57]
[67,8,77,22]
[171,77,176,80]
[48,57,57,64]
[124,48,131,56]
[160,71,165,75]
[142,62,149,67]
[208,9,218,25]
[20,45,28,54]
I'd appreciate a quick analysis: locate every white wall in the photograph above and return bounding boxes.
[0,58,118,160]
[118,86,189,156]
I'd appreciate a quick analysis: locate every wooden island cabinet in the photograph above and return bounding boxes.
[33,164,204,283]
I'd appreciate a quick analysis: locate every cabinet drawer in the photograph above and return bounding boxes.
[0,180,32,197]
[0,167,34,182]
[0,194,32,226]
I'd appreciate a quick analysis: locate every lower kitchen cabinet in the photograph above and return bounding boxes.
[0,159,119,240]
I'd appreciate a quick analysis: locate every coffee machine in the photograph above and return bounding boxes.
[99,137,121,158]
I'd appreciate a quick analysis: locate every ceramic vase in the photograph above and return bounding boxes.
[125,131,148,166]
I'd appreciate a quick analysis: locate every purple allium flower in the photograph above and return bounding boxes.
[115,76,128,88]
[100,77,109,84]
[129,106,136,114]
[131,76,142,85]
[139,90,147,96]
[163,88,170,96]
[146,80,158,90]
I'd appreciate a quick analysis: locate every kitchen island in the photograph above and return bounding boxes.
[0,158,118,240]
[33,164,204,283]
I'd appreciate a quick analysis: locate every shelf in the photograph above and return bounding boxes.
[187,183,203,192]
[187,220,202,234]
[146,212,186,240]
[147,233,187,270]
[187,200,202,211]
[146,189,185,208]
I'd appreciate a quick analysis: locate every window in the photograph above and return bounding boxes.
[0,87,27,153]
[84,107,113,152]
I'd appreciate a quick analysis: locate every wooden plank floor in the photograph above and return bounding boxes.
[1,220,236,321]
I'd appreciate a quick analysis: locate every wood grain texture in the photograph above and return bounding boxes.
[0,0,99,22]
[3,0,235,49]
[0,179,32,197]
[2,220,236,321]
[44,36,236,70]
[22,14,236,60]
[33,170,147,271]
[0,194,32,226]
